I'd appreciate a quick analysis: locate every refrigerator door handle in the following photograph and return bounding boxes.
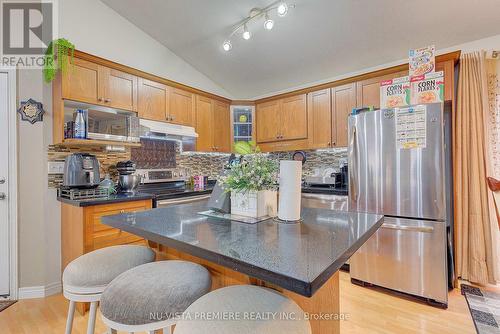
[349,125,359,204]
[381,223,434,233]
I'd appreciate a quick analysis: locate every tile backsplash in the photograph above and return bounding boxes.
[47,144,131,188]
[48,141,348,188]
[178,147,348,179]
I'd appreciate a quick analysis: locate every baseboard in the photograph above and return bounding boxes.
[18,281,62,299]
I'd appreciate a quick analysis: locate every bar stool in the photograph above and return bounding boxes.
[62,245,155,334]
[175,285,312,334]
[100,260,212,334]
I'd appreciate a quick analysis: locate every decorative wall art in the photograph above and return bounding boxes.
[17,99,45,124]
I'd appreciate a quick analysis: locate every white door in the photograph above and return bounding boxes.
[0,72,10,296]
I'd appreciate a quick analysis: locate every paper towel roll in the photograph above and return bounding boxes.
[278,160,302,221]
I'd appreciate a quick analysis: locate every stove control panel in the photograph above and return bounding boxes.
[136,169,186,184]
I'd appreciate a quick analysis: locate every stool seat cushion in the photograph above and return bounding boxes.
[100,260,211,326]
[62,245,155,295]
[175,285,312,334]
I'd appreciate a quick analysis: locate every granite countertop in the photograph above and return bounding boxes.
[58,192,155,207]
[102,200,383,297]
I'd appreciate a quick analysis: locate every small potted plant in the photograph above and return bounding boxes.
[218,149,278,218]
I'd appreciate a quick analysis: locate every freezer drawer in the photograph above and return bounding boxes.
[350,217,448,304]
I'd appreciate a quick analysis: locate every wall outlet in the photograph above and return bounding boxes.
[48,161,65,174]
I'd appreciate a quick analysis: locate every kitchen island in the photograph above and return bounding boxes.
[102,200,383,334]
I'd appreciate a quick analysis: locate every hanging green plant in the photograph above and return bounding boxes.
[43,38,75,83]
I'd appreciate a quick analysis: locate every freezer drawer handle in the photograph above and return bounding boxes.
[381,223,434,233]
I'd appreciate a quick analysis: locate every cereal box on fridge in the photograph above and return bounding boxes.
[380,76,410,108]
[409,45,435,77]
[410,71,444,104]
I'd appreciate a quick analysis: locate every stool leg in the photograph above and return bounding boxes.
[86,301,98,334]
[65,300,76,334]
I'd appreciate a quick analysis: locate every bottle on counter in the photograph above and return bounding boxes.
[74,109,87,139]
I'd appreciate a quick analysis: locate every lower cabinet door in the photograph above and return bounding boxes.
[85,200,152,251]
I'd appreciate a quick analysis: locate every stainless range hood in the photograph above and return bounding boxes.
[139,119,198,151]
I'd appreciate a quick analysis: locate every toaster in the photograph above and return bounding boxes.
[63,153,101,188]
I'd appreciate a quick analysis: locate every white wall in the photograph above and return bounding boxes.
[253,33,500,100]
[58,0,232,99]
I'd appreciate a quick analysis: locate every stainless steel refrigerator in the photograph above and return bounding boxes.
[348,102,450,306]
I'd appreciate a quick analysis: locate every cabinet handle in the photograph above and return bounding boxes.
[171,115,175,120]
[98,97,103,102]
[327,142,331,146]
[104,98,111,103]
[332,142,336,146]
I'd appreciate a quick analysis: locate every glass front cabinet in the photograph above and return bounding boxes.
[231,105,255,144]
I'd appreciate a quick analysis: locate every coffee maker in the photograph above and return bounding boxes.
[63,153,101,188]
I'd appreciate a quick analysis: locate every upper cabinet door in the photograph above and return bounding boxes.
[101,67,138,112]
[256,100,281,143]
[195,95,214,152]
[138,78,168,122]
[435,60,454,101]
[332,83,356,147]
[62,58,100,104]
[280,94,307,141]
[356,72,408,109]
[308,89,332,149]
[169,88,195,126]
[213,101,231,153]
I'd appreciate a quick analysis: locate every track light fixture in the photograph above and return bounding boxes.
[242,24,252,40]
[222,1,294,52]
[264,14,274,30]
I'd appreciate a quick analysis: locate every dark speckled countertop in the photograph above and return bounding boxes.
[102,201,383,297]
[58,192,155,207]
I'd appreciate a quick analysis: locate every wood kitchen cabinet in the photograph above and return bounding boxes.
[280,94,308,141]
[169,88,196,127]
[332,83,357,147]
[100,67,138,111]
[61,199,152,315]
[213,101,232,152]
[62,58,138,112]
[61,199,152,272]
[308,88,332,149]
[195,96,231,152]
[256,94,307,143]
[62,58,100,105]
[138,78,169,121]
[356,71,407,109]
[256,99,281,143]
[195,95,214,151]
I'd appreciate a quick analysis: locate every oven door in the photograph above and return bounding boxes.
[156,194,211,208]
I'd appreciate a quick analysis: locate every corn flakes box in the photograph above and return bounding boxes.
[409,45,435,77]
[410,71,444,104]
[380,76,410,108]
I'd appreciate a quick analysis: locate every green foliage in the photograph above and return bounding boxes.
[233,140,261,155]
[218,154,278,192]
[43,38,75,83]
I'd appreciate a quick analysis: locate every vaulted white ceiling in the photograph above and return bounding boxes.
[101,0,500,99]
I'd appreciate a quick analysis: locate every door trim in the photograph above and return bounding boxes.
[1,68,18,300]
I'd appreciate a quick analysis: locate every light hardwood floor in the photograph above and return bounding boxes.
[0,272,475,334]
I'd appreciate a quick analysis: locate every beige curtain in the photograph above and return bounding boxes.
[454,51,499,285]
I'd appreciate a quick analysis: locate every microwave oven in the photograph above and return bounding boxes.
[64,101,140,142]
